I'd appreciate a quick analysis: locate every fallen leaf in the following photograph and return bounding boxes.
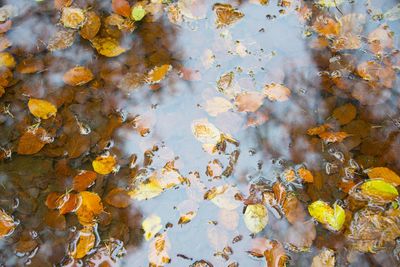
[308,200,345,231]
[317,0,344,8]
[63,66,94,86]
[145,64,172,84]
[178,211,196,225]
[92,154,117,175]
[365,167,400,186]
[60,7,86,29]
[307,124,331,136]
[311,248,335,267]
[79,11,101,40]
[332,103,357,125]
[142,214,162,240]
[54,0,73,10]
[297,167,314,183]
[90,37,126,57]
[360,179,398,202]
[16,58,44,74]
[112,0,131,18]
[204,97,233,117]
[73,171,97,192]
[105,188,131,208]
[45,192,62,209]
[17,128,50,155]
[191,118,222,145]
[318,131,350,143]
[384,3,400,21]
[213,3,244,28]
[47,29,75,51]
[264,83,291,102]
[368,24,394,54]
[244,204,268,233]
[205,184,242,210]
[71,227,95,259]
[264,240,288,267]
[76,191,104,226]
[235,91,265,112]
[148,233,171,266]
[44,210,66,230]
[131,5,146,21]
[178,0,207,20]
[313,15,340,37]
[56,193,82,215]
[129,178,163,200]
[0,210,16,238]
[28,98,57,119]
[0,52,15,69]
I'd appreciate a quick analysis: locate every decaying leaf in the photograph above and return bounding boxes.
[365,167,400,186]
[311,248,335,267]
[148,233,171,266]
[359,179,398,202]
[142,214,162,240]
[204,97,233,117]
[205,184,242,210]
[71,227,95,259]
[112,0,131,18]
[73,170,97,192]
[47,29,75,51]
[92,154,117,175]
[17,128,51,155]
[129,178,163,201]
[264,83,291,102]
[145,64,172,84]
[318,131,350,143]
[76,191,104,226]
[308,200,345,231]
[213,3,244,28]
[244,204,268,233]
[105,188,131,208]
[79,11,101,40]
[332,103,357,125]
[191,118,222,146]
[235,91,265,112]
[297,167,314,183]
[28,98,57,119]
[90,37,126,57]
[60,7,86,29]
[0,210,16,238]
[63,66,94,86]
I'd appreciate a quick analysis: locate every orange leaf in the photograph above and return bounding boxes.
[318,131,350,143]
[307,124,331,136]
[56,193,82,215]
[17,128,50,155]
[92,154,117,175]
[112,0,131,18]
[45,192,62,209]
[71,227,95,259]
[79,11,101,40]
[76,191,104,226]
[0,210,16,238]
[63,66,94,86]
[297,167,314,183]
[332,103,357,125]
[73,171,97,192]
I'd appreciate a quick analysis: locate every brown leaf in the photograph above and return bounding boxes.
[16,58,44,74]
[332,103,357,125]
[79,11,101,40]
[56,193,82,215]
[44,210,66,230]
[54,0,73,10]
[213,3,244,28]
[66,133,90,159]
[73,171,97,192]
[45,192,62,209]
[105,188,131,208]
[63,66,94,86]
[17,128,50,155]
[112,0,131,18]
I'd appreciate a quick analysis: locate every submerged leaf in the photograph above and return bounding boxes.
[76,191,104,226]
[191,118,222,145]
[105,188,131,208]
[264,83,291,102]
[71,227,95,259]
[145,64,172,84]
[28,98,57,119]
[244,204,268,233]
[60,7,85,29]
[92,155,117,175]
[204,97,233,116]
[90,37,126,57]
[73,171,97,192]
[311,248,335,267]
[360,179,398,202]
[365,167,400,186]
[308,200,345,231]
[235,91,265,112]
[79,11,101,40]
[17,128,50,155]
[63,66,94,86]
[129,178,163,201]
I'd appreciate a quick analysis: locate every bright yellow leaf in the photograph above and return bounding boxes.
[243,204,268,233]
[92,154,117,175]
[308,200,345,231]
[71,227,95,259]
[360,179,398,201]
[28,98,57,119]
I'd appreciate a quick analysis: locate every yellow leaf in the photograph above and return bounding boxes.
[28,98,57,119]
[244,204,268,233]
[0,52,15,69]
[129,178,163,201]
[90,37,126,57]
[145,64,172,84]
[71,227,95,259]
[365,167,400,186]
[308,200,345,231]
[142,214,162,241]
[61,7,86,29]
[76,191,104,226]
[92,154,117,175]
[360,179,398,201]
[178,211,196,225]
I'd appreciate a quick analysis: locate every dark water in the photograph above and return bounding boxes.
[0,0,400,266]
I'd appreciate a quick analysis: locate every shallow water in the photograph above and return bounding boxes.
[0,0,400,266]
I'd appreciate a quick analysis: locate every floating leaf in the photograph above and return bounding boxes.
[332,103,357,125]
[92,154,117,175]
[0,52,15,69]
[311,248,335,267]
[17,128,50,155]
[191,118,222,145]
[0,210,16,238]
[244,204,268,233]
[308,200,345,231]
[28,98,57,119]
[178,211,196,225]
[105,188,131,208]
[313,16,340,37]
[79,11,101,40]
[264,83,291,102]
[90,37,126,57]
[76,191,104,226]
[145,64,172,84]
[235,91,265,112]
[60,7,86,29]
[73,171,97,192]
[129,178,163,201]
[56,193,81,215]
[204,97,233,116]
[63,66,94,86]
[112,0,131,18]
[360,180,398,202]
[131,5,146,21]
[297,167,314,183]
[71,227,95,259]
[365,167,400,186]
[142,214,162,241]
[318,131,350,143]
[213,3,244,28]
